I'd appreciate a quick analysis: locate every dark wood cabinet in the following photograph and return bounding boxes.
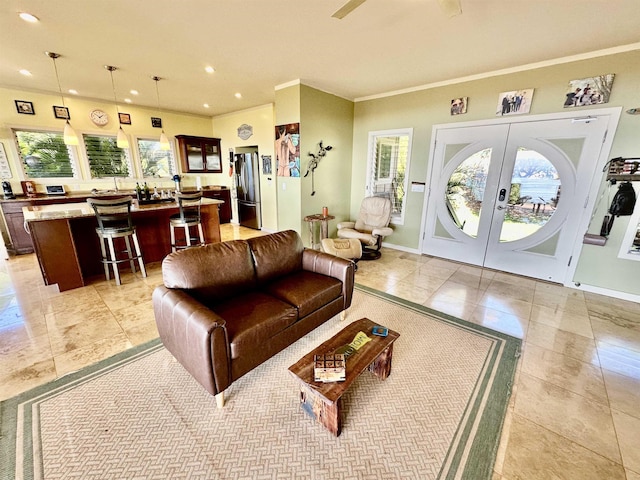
[1,201,34,254]
[202,188,231,223]
[176,135,223,173]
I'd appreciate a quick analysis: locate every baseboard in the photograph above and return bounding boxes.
[570,282,640,303]
[380,242,421,255]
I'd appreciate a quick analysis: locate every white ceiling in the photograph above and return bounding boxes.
[1,0,639,117]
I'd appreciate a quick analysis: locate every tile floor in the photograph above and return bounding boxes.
[1,224,639,480]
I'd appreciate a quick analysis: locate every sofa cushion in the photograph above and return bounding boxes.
[265,270,343,318]
[214,291,298,359]
[162,240,256,304]
[248,230,303,285]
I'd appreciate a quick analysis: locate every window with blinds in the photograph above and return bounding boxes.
[14,129,77,178]
[84,134,131,178]
[366,129,412,224]
[137,138,176,178]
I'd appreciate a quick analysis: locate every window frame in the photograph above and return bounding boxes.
[12,127,79,179]
[133,136,177,179]
[81,132,133,179]
[365,128,413,225]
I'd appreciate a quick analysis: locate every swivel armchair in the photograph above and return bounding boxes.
[337,196,393,260]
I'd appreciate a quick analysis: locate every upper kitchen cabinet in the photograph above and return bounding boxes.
[176,135,223,173]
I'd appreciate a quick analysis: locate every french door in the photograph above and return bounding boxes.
[422,115,611,283]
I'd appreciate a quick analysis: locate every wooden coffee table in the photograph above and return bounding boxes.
[288,317,400,436]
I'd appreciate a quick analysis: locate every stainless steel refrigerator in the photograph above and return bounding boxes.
[234,152,262,229]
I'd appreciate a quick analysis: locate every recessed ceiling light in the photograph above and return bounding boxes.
[235,93,242,99]
[130,90,139,95]
[203,103,210,108]
[19,12,39,23]
[19,69,32,76]
[68,89,78,95]
[204,66,215,74]
[124,98,132,103]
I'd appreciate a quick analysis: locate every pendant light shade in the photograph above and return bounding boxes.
[106,65,129,149]
[63,120,79,145]
[159,131,170,150]
[152,76,171,150]
[117,127,129,149]
[46,52,79,146]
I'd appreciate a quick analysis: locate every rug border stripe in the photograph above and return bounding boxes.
[2,287,520,480]
[1,338,163,480]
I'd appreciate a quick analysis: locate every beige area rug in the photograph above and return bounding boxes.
[1,286,520,480]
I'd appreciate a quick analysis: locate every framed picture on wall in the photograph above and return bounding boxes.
[15,100,34,115]
[563,73,615,108]
[496,89,534,116]
[262,155,272,175]
[450,97,468,115]
[118,112,132,125]
[53,106,70,119]
[275,123,300,177]
[151,117,162,128]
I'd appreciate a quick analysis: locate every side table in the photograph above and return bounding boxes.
[303,213,335,250]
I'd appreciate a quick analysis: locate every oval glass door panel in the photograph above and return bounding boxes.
[499,148,560,242]
[446,148,491,238]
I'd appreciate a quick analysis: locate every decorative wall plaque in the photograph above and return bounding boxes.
[237,124,253,140]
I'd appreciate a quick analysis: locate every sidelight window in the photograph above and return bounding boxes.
[366,129,413,224]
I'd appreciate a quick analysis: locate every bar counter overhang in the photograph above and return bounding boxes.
[23,198,223,291]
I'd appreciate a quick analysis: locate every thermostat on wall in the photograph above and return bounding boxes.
[46,185,66,195]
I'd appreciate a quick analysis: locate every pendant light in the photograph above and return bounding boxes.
[152,76,171,150]
[105,65,129,149]
[46,52,79,145]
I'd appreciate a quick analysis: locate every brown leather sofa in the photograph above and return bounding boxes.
[152,230,355,407]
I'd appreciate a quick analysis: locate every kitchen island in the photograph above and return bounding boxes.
[23,197,223,291]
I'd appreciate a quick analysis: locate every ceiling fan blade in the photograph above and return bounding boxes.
[437,0,462,18]
[331,0,367,19]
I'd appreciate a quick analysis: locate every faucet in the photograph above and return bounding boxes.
[113,176,119,192]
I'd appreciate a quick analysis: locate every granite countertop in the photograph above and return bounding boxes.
[2,186,229,203]
[23,197,223,222]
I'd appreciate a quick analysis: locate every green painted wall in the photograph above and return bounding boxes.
[273,83,354,244]
[352,49,640,294]
[300,85,354,243]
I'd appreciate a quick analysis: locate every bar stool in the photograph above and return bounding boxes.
[87,197,147,285]
[170,192,205,252]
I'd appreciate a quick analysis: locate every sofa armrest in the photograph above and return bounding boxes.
[302,249,355,310]
[152,286,231,396]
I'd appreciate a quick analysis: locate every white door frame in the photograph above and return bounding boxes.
[419,107,622,286]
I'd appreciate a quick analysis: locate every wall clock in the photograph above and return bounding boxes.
[89,109,109,126]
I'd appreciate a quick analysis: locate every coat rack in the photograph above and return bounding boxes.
[605,156,640,183]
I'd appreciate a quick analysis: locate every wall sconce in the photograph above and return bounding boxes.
[105,65,129,149]
[46,52,79,146]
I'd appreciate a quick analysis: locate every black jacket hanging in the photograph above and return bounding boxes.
[603,182,636,235]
